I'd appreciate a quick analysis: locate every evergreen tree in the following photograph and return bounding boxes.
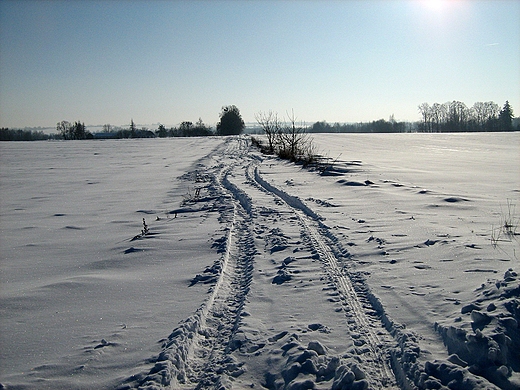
[216,105,245,136]
[72,121,84,139]
[498,101,514,131]
[130,119,136,138]
[156,124,167,138]
[193,118,213,136]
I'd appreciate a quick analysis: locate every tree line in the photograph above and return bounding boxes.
[156,105,245,137]
[417,100,514,132]
[155,118,214,138]
[1,101,517,141]
[56,121,94,139]
[99,106,244,139]
[308,115,409,134]
[0,128,58,141]
[307,101,516,134]
[0,105,245,141]
[92,106,245,139]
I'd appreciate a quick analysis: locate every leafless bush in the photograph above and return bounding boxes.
[181,186,203,205]
[255,110,281,154]
[491,199,519,249]
[255,109,319,167]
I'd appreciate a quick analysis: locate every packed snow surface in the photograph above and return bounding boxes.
[0,133,518,389]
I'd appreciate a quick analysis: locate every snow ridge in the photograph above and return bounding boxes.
[434,269,519,389]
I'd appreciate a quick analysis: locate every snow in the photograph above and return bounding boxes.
[0,133,518,389]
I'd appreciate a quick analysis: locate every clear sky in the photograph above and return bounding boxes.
[1,0,519,129]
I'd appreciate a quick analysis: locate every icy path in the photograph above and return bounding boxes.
[120,137,509,389]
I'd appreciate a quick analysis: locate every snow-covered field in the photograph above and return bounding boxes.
[1,133,518,389]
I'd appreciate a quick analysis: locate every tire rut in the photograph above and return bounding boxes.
[122,138,414,389]
[250,164,399,389]
[120,137,500,389]
[298,214,398,388]
[122,145,256,389]
[185,167,255,389]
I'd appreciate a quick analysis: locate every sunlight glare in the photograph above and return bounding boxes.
[421,0,449,12]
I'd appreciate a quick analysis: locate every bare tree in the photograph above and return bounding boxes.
[485,101,500,131]
[485,102,500,121]
[472,102,487,131]
[430,103,447,132]
[252,109,318,166]
[446,101,469,131]
[255,110,281,154]
[279,110,310,161]
[56,120,71,139]
[418,103,432,132]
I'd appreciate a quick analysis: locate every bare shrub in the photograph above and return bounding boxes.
[131,218,150,241]
[255,110,281,154]
[491,199,519,250]
[181,186,203,205]
[254,109,321,168]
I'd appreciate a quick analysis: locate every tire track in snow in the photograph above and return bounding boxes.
[299,215,397,388]
[121,137,497,389]
[122,145,256,389]
[252,165,399,389]
[245,158,496,390]
[184,167,256,389]
[122,138,405,389]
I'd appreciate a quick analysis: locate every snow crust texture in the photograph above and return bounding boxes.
[435,269,520,389]
[1,134,518,389]
[117,137,517,390]
[119,138,402,389]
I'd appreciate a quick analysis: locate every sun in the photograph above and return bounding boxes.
[420,0,449,12]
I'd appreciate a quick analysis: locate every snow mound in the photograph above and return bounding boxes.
[435,269,520,389]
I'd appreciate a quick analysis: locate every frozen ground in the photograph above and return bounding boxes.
[0,133,518,389]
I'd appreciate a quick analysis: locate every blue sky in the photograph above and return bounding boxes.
[1,0,519,129]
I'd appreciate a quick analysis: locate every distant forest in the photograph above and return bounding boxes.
[310,100,517,134]
[1,100,518,141]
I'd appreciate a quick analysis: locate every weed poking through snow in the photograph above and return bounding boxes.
[491,200,518,246]
[491,200,518,259]
[501,199,519,237]
[181,186,203,206]
[131,218,149,241]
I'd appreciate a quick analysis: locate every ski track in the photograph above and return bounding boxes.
[121,137,500,390]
